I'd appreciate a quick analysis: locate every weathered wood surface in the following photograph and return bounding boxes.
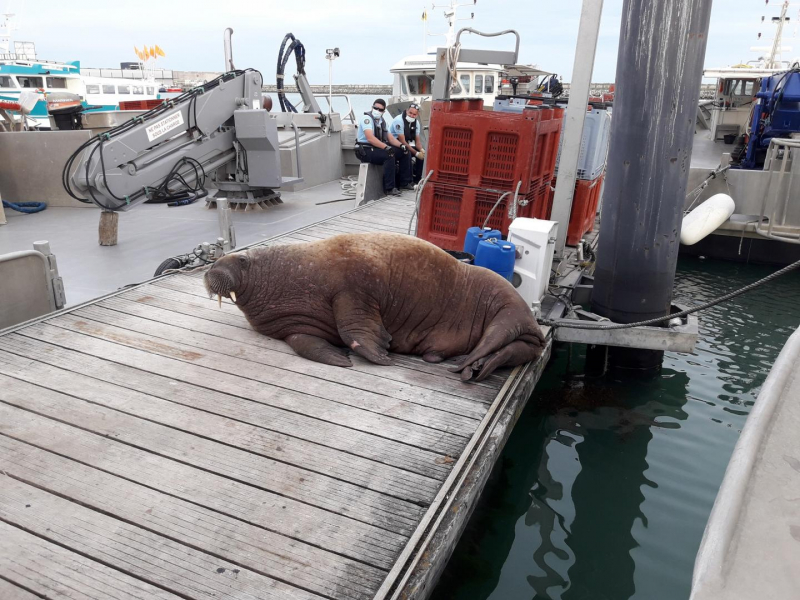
[0,194,551,600]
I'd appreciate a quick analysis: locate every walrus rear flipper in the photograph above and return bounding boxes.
[285,333,353,368]
[450,321,545,382]
[332,293,393,366]
[458,339,542,382]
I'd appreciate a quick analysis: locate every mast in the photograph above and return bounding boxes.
[428,0,475,50]
[0,13,14,56]
[767,1,790,69]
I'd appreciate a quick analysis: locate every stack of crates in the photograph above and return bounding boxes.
[549,106,611,245]
[417,99,564,251]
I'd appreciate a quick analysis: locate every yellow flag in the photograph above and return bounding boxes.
[134,45,140,60]
[422,10,427,21]
[149,46,156,58]
[142,45,149,61]
[155,44,165,57]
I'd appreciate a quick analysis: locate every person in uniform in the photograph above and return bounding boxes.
[389,103,425,188]
[355,99,405,196]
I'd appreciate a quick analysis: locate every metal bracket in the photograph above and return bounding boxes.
[33,241,66,309]
[550,303,699,353]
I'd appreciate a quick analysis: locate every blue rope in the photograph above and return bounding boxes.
[2,200,47,214]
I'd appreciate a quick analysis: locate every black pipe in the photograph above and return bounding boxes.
[589,0,714,374]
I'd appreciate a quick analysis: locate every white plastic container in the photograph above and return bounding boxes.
[555,108,611,180]
[680,193,736,246]
[507,217,559,315]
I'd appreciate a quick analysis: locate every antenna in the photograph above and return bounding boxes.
[428,0,477,48]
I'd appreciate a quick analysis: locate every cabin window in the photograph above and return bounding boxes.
[118,85,130,94]
[46,77,67,89]
[85,84,101,94]
[146,86,154,95]
[396,73,407,95]
[17,76,43,88]
[743,80,755,96]
[132,86,143,95]
[103,85,115,94]
[484,75,495,94]
[407,74,433,95]
[0,75,16,88]
[474,75,483,95]
[460,74,471,93]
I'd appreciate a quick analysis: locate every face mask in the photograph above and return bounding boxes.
[372,109,383,119]
[406,115,416,123]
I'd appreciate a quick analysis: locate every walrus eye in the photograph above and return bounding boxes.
[238,255,248,269]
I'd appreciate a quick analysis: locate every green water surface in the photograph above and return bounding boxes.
[431,257,800,600]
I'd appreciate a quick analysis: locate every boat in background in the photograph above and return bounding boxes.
[683,0,800,265]
[0,12,159,129]
[386,1,553,123]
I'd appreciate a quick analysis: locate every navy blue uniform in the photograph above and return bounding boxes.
[356,112,397,193]
[390,111,424,185]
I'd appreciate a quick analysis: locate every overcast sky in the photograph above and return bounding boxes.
[5,0,797,83]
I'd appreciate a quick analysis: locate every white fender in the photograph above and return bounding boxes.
[680,193,735,246]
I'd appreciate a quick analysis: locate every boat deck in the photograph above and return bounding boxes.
[0,195,551,600]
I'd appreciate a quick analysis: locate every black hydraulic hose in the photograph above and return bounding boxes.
[153,257,184,277]
[276,33,307,113]
[540,257,800,330]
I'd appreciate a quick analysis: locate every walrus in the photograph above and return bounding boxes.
[203,233,545,382]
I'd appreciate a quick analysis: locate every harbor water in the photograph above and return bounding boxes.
[431,256,800,600]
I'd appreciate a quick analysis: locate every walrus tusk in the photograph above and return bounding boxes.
[230,292,237,302]
[217,294,222,309]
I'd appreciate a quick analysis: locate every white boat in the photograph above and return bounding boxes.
[683,1,800,265]
[0,12,159,129]
[387,1,553,118]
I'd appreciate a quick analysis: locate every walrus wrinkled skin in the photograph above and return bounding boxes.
[204,233,545,382]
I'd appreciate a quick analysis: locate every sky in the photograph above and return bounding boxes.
[4,0,798,84]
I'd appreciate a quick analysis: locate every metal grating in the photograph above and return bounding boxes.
[481,132,519,189]
[438,128,472,185]
[431,186,463,236]
[474,193,506,231]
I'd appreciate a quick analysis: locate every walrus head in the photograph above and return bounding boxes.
[204,251,250,306]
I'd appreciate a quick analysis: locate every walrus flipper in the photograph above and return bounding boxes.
[285,333,353,368]
[332,293,393,366]
[450,320,545,381]
[460,339,542,382]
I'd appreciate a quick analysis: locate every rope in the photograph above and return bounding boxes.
[539,257,800,330]
[408,170,435,235]
[446,42,462,95]
[2,200,46,214]
[340,176,358,197]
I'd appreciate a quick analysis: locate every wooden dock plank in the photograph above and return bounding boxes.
[103,292,499,402]
[0,522,182,600]
[0,578,40,600]
[0,435,386,597]
[77,301,490,418]
[15,321,466,459]
[0,401,402,572]
[0,478,327,600]
[132,281,501,400]
[0,366,422,536]
[0,334,450,484]
[43,314,478,443]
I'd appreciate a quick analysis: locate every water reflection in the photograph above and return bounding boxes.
[431,257,800,600]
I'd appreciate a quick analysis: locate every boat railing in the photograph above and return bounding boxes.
[756,137,800,244]
[313,93,356,124]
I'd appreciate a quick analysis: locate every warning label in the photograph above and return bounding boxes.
[145,112,185,142]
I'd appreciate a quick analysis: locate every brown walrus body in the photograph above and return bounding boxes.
[204,233,545,381]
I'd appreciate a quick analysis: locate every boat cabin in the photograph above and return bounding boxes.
[704,67,783,141]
